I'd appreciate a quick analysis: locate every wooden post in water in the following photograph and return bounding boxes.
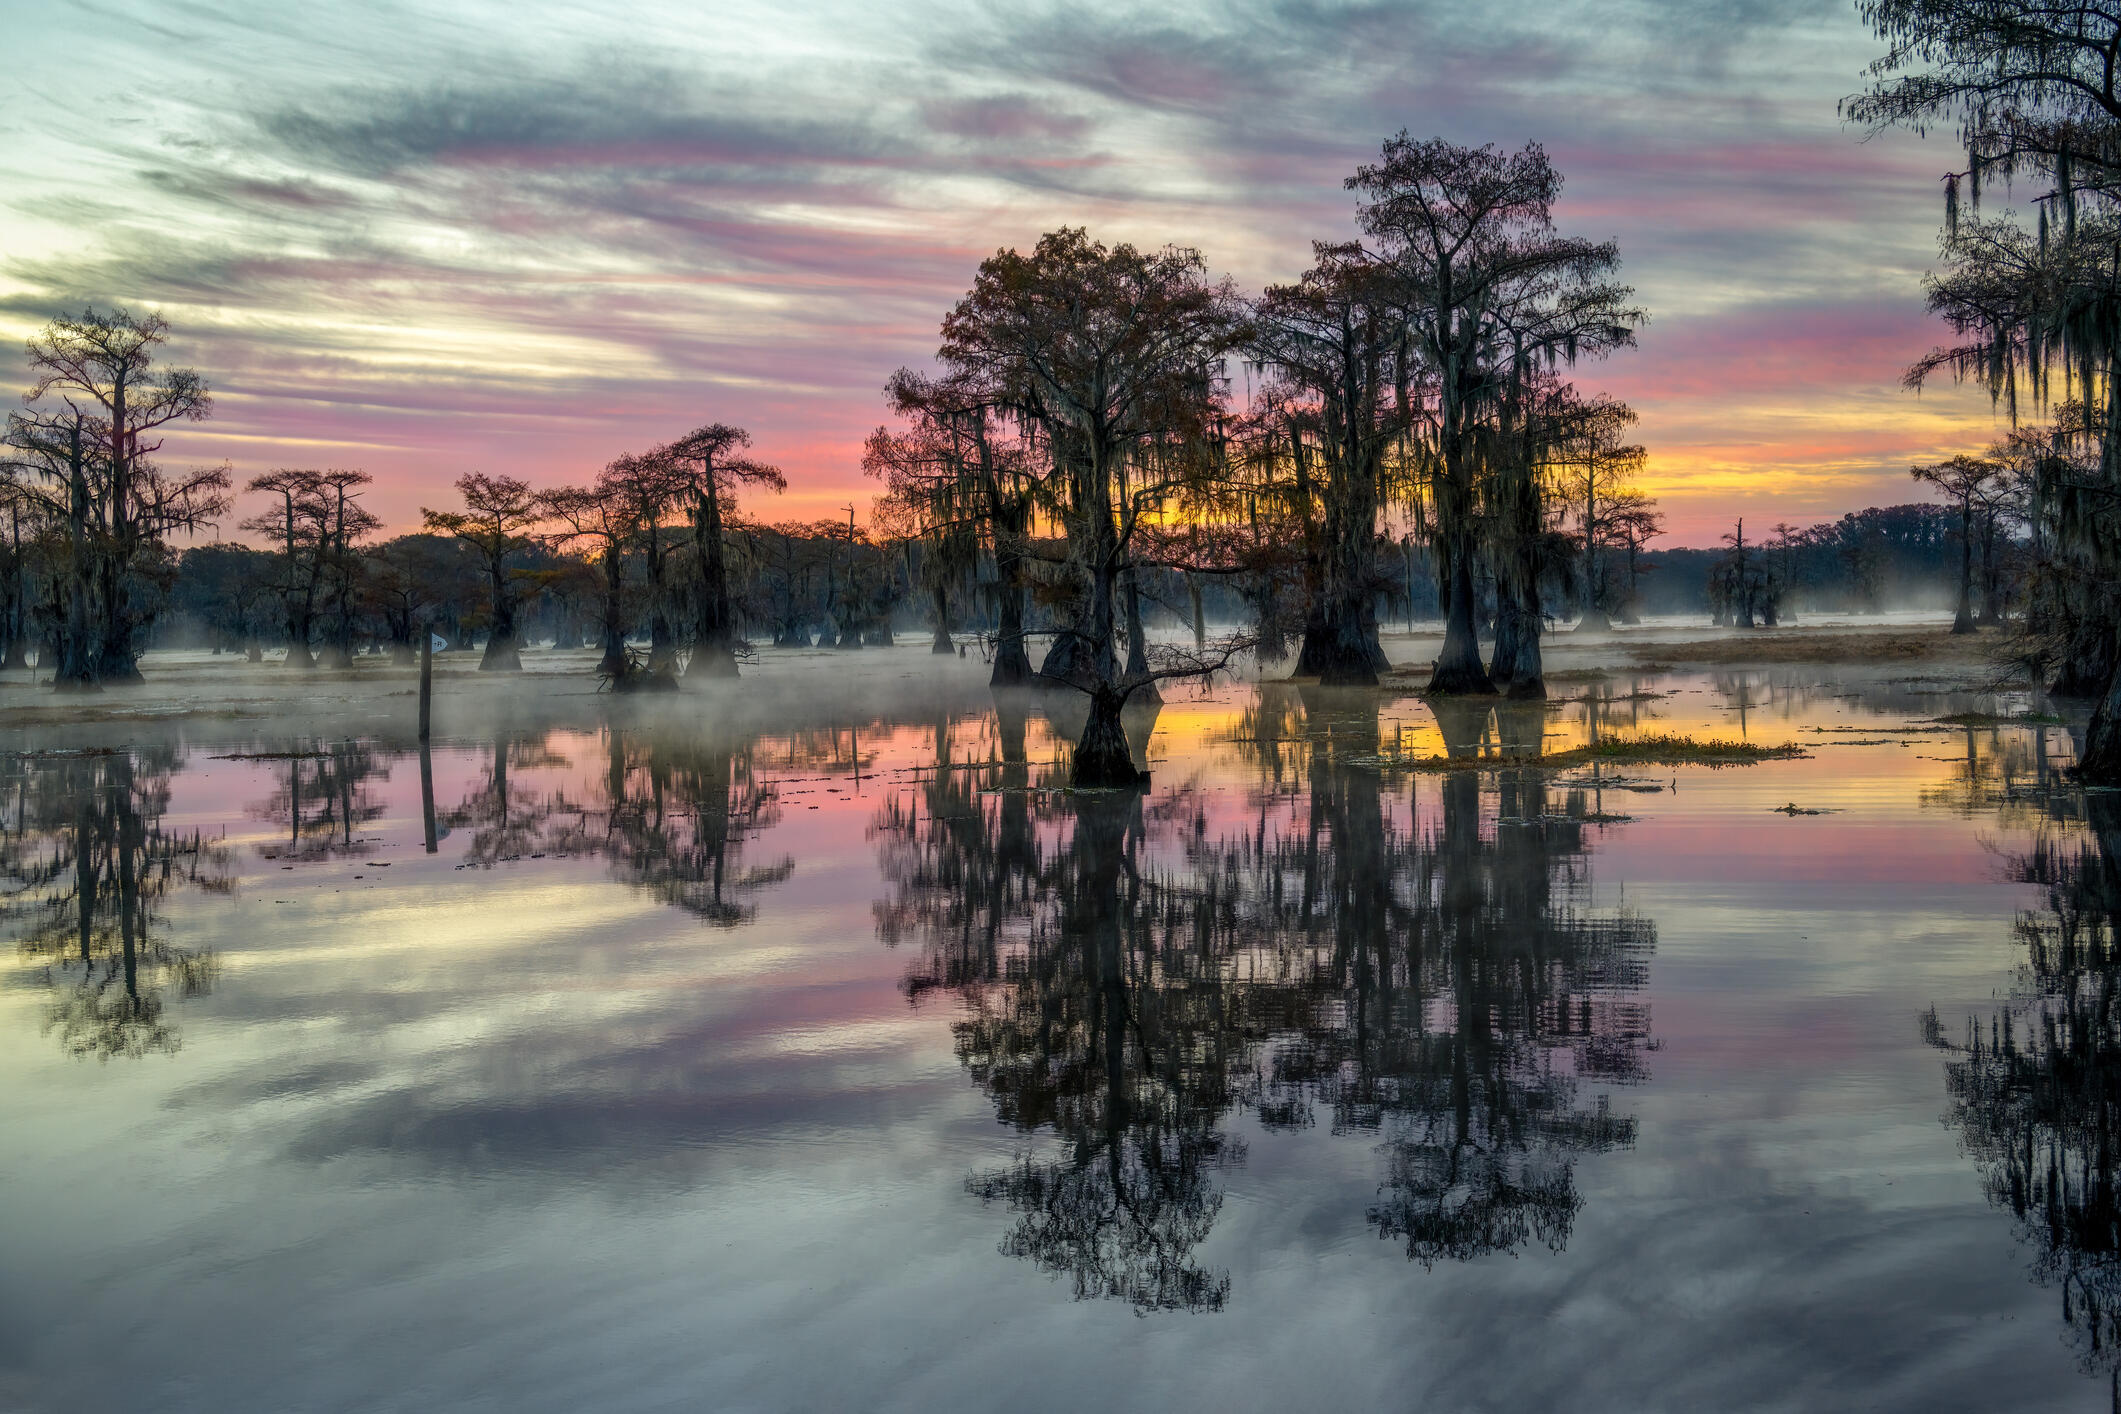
[418,635,433,742]
[420,741,438,854]
[419,633,437,852]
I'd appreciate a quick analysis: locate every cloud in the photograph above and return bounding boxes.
[0,0,1988,540]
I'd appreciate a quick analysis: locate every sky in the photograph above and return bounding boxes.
[0,0,2012,545]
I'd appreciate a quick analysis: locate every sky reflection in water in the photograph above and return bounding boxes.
[0,659,2106,1412]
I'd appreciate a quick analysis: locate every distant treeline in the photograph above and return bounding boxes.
[1632,503,1979,619]
[148,525,1268,660]
[142,499,1974,654]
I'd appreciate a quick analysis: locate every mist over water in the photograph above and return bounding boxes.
[0,640,2109,1412]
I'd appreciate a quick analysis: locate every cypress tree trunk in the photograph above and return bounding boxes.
[990,544,1033,686]
[1489,594,1546,700]
[1039,628,1088,685]
[1300,600,1388,686]
[644,527,678,676]
[1252,577,1289,665]
[1979,512,2004,626]
[597,547,627,678]
[2080,650,2121,785]
[0,512,23,670]
[1121,568,1161,705]
[1297,591,1389,684]
[317,587,355,668]
[2053,624,2116,697]
[686,483,740,679]
[931,583,954,654]
[1296,437,1390,685]
[285,598,316,668]
[1040,585,1115,691]
[1951,500,1976,635]
[1072,683,1148,787]
[1123,570,1148,677]
[1428,553,1494,696]
[56,423,97,691]
[1404,542,1419,633]
[1489,596,1521,692]
[479,559,522,672]
[95,556,144,684]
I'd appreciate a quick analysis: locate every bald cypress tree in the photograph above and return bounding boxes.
[931,228,1244,785]
[1350,137,1643,697]
[664,423,783,681]
[423,472,541,672]
[1251,243,1418,686]
[1851,2,2121,778]
[3,309,226,686]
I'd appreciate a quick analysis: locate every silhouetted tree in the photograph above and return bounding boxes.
[603,447,690,675]
[931,227,1245,781]
[869,371,1043,683]
[1911,452,2004,634]
[362,534,466,663]
[242,468,378,668]
[1250,242,1419,684]
[1555,396,1648,630]
[1352,137,1644,695]
[664,424,784,679]
[171,542,277,658]
[1852,5,2121,778]
[541,479,636,679]
[3,308,226,686]
[423,472,541,672]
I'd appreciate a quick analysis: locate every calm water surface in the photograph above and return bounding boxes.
[0,652,2109,1412]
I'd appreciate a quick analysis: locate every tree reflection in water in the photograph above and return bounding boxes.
[0,750,227,1058]
[249,740,392,861]
[1929,794,2121,1404]
[443,726,794,926]
[875,686,1655,1309]
[573,729,792,925]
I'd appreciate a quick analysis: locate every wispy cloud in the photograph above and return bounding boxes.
[0,0,1997,541]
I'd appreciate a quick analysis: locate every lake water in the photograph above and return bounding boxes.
[0,649,2110,1412]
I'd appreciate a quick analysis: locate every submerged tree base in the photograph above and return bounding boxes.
[1424,661,1498,696]
[1071,689,1151,788]
[1297,619,1389,687]
[685,647,740,680]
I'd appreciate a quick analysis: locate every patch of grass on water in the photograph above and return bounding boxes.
[1373,731,1807,772]
[1565,733,1808,766]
